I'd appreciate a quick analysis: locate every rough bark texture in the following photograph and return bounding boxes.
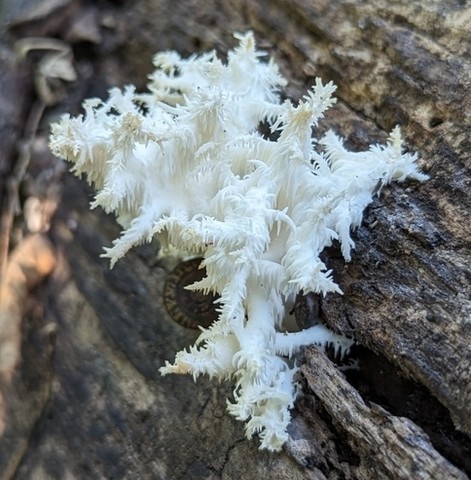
[0,0,470,479]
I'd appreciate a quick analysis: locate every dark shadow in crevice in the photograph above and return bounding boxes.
[342,345,471,476]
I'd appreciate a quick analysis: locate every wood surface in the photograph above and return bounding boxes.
[0,0,469,478]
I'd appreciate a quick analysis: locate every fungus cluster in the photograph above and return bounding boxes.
[50,32,426,450]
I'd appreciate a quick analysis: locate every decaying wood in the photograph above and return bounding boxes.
[0,234,56,478]
[0,234,56,382]
[0,0,470,478]
[301,347,467,480]
[0,45,34,282]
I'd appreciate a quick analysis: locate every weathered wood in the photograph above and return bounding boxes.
[0,0,470,478]
[0,235,56,479]
[301,347,467,480]
[0,44,34,282]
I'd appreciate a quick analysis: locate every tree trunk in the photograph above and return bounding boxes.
[0,0,469,479]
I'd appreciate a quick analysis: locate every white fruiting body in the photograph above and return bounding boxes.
[50,32,426,451]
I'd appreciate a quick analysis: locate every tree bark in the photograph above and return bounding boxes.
[0,0,470,479]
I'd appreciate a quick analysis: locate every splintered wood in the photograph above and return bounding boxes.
[301,347,467,480]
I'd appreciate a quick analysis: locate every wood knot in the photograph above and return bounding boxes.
[164,258,219,329]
